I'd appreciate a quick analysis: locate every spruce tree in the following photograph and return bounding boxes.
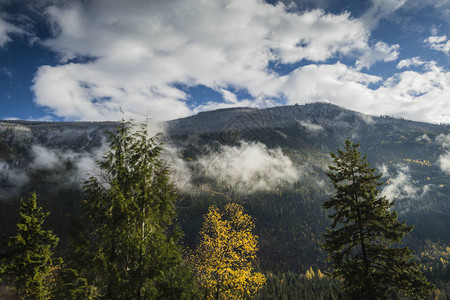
[1,192,60,300]
[322,139,433,299]
[76,122,194,299]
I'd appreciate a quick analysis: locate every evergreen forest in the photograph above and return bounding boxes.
[0,103,449,299]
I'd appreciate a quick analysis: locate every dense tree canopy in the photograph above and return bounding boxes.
[322,139,433,299]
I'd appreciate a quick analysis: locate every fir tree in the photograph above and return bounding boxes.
[1,192,60,300]
[75,122,195,299]
[322,139,434,299]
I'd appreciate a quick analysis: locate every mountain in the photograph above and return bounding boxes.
[167,103,372,135]
[1,103,449,277]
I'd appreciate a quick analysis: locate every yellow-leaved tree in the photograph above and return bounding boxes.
[191,202,266,300]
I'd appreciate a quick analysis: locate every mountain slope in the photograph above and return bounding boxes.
[1,103,449,275]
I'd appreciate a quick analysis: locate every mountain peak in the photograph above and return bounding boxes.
[165,102,367,136]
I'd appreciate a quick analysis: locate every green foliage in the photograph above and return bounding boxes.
[0,192,60,300]
[322,139,434,299]
[71,122,195,299]
[50,266,98,300]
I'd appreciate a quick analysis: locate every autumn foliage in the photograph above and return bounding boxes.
[191,202,266,299]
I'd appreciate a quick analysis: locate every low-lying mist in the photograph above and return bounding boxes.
[164,141,301,194]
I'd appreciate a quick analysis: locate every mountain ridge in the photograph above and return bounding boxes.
[1,102,450,278]
[2,102,446,137]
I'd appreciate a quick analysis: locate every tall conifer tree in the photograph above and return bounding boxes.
[1,192,59,300]
[77,122,194,299]
[322,139,433,299]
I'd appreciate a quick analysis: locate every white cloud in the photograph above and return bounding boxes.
[298,120,324,132]
[29,143,107,182]
[277,61,450,123]
[196,142,300,193]
[415,133,431,143]
[436,133,450,148]
[436,134,450,172]
[381,165,417,200]
[378,163,390,177]
[162,143,193,191]
[33,0,403,121]
[267,9,369,64]
[425,32,450,55]
[32,63,192,121]
[377,63,450,122]
[30,145,60,169]
[29,0,450,124]
[381,165,431,203]
[396,57,426,69]
[356,41,399,70]
[192,92,278,114]
[161,141,302,194]
[438,152,450,173]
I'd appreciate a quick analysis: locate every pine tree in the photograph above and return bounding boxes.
[1,192,60,300]
[322,139,434,299]
[76,122,194,299]
[191,202,266,300]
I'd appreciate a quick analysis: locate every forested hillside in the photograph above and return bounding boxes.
[1,103,449,298]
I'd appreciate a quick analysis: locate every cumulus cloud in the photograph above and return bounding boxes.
[276,62,450,123]
[425,28,450,55]
[32,0,406,122]
[26,0,450,124]
[356,41,399,70]
[196,142,300,193]
[396,57,426,69]
[192,92,278,115]
[370,63,450,123]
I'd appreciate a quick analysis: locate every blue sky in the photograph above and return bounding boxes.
[0,0,449,122]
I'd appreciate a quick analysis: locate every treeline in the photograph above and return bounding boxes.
[256,271,345,300]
